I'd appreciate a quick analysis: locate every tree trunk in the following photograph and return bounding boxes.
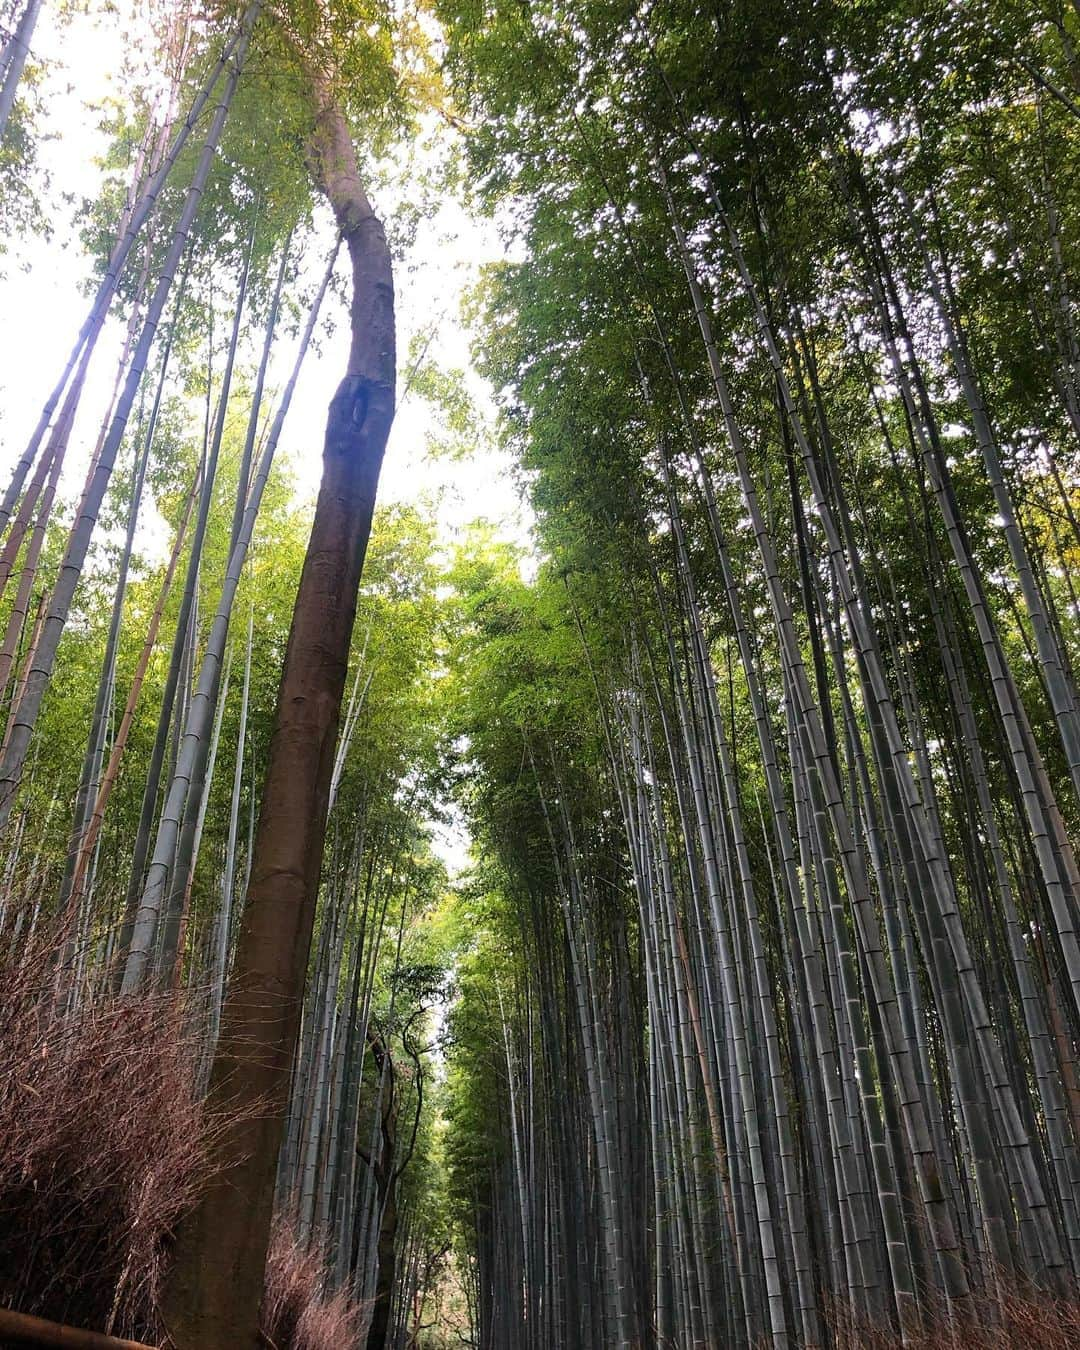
[161,78,395,1350]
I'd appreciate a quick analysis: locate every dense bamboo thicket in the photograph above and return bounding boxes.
[434,1,1080,1346]
[0,0,1079,1346]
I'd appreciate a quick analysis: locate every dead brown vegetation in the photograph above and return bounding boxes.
[0,930,364,1348]
[828,1285,1080,1348]
[262,1220,366,1350]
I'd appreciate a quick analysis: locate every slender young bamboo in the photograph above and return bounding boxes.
[0,0,44,140]
[71,465,200,927]
[0,12,258,833]
[211,604,253,1045]
[0,7,253,538]
[122,239,338,992]
[145,224,259,968]
[57,269,188,918]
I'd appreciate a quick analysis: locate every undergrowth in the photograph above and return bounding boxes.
[828,1285,1080,1348]
[0,929,363,1348]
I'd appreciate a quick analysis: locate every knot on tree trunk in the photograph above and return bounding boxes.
[326,376,394,458]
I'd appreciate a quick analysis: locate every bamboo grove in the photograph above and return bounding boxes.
[0,1,461,1345]
[1,0,1080,1347]
[435,0,1080,1346]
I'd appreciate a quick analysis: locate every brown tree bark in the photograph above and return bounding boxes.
[159,77,395,1350]
[0,1306,154,1350]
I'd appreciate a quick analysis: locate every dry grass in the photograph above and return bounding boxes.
[0,936,205,1339]
[0,929,364,1347]
[828,1284,1080,1348]
[263,1220,366,1350]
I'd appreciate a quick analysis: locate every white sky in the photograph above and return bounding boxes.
[0,1,529,536]
[0,1,534,875]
